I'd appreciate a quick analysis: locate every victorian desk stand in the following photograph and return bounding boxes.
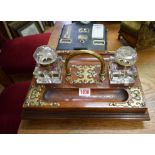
[22,50,150,121]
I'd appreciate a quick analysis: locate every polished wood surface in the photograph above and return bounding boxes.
[22,53,149,120]
[18,22,155,133]
[48,21,71,49]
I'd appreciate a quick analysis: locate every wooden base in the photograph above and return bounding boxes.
[22,53,150,121]
[22,108,150,121]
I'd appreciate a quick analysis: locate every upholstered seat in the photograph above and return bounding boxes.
[0,81,30,134]
[0,33,51,74]
[119,21,142,37]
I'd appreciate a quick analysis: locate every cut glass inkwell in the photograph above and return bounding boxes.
[33,45,63,84]
[109,46,138,86]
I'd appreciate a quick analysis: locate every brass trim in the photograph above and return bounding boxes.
[93,39,105,45]
[109,87,145,108]
[79,28,89,33]
[23,85,144,109]
[24,84,60,108]
[65,50,105,80]
[69,64,103,84]
[60,38,72,44]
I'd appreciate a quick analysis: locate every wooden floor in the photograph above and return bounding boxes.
[5,22,155,133]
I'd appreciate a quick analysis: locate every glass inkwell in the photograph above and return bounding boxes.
[109,46,138,86]
[33,45,63,84]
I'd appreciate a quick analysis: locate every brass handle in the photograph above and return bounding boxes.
[65,50,105,79]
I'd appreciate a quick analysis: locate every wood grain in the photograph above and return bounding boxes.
[18,22,155,134]
[48,21,71,49]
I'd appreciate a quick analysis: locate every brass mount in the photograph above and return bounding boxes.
[65,50,105,81]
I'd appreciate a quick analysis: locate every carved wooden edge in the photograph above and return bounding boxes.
[22,109,150,121]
